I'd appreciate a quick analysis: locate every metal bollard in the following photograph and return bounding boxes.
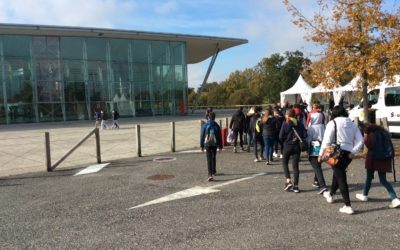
[45,132,52,172]
[225,117,229,129]
[382,117,389,130]
[375,117,382,126]
[219,119,222,128]
[136,125,142,157]
[171,122,175,152]
[354,117,360,127]
[95,128,101,163]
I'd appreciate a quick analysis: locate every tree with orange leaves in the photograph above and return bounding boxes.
[283,0,400,121]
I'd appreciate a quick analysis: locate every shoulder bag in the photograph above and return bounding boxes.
[320,120,341,166]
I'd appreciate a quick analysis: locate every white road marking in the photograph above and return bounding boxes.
[177,149,202,154]
[74,163,110,176]
[129,172,266,209]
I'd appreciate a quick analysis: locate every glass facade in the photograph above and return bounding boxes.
[0,35,187,124]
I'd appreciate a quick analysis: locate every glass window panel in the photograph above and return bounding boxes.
[63,60,84,82]
[65,102,88,120]
[32,37,47,59]
[46,37,60,59]
[2,35,31,58]
[171,42,185,65]
[61,37,83,60]
[87,60,109,101]
[65,81,86,102]
[37,81,62,102]
[4,58,33,103]
[132,40,149,63]
[385,87,400,106]
[8,103,35,123]
[152,41,169,64]
[109,39,129,61]
[0,104,6,124]
[111,62,129,82]
[132,63,149,83]
[38,103,63,122]
[86,38,107,61]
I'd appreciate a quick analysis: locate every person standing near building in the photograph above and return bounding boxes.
[94,110,101,128]
[100,110,109,130]
[112,108,120,129]
[306,101,328,194]
[262,108,277,164]
[200,112,222,181]
[230,107,246,153]
[319,106,364,215]
[356,124,400,208]
[279,108,306,193]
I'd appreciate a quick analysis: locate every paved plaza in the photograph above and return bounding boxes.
[1,124,400,248]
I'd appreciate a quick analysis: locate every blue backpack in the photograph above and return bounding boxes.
[204,124,217,147]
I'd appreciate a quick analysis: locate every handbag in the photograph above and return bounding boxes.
[227,130,235,144]
[291,127,308,152]
[320,120,341,166]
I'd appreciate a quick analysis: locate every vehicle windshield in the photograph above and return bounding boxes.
[368,89,380,105]
[385,86,400,106]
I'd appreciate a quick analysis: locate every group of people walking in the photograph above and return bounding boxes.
[200,103,400,215]
[94,108,120,130]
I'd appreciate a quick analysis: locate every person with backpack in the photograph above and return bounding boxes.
[200,112,222,181]
[252,107,265,162]
[230,107,246,153]
[355,124,400,208]
[279,108,307,193]
[319,106,364,215]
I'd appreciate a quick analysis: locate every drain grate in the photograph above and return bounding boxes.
[147,174,175,180]
[153,157,176,162]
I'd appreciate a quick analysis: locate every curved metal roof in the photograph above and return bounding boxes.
[0,23,248,64]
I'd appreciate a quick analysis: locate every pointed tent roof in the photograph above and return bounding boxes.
[281,75,313,95]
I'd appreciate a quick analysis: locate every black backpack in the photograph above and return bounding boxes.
[372,130,394,160]
[372,130,396,182]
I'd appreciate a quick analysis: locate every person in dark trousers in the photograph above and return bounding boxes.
[251,108,265,162]
[200,112,222,181]
[230,107,246,153]
[306,101,328,194]
[94,110,101,128]
[262,108,277,164]
[112,108,120,129]
[356,124,400,208]
[279,108,306,193]
[100,110,109,130]
[319,106,363,215]
[273,107,284,159]
[245,107,255,152]
[205,107,213,120]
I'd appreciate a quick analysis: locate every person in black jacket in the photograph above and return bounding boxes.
[273,107,284,159]
[245,107,255,152]
[279,108,307,193]
[230,107,246,153]
[262,108,277,164]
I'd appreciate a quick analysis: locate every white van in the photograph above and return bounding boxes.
[349,84,400,134]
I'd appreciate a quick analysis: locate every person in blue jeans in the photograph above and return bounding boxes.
[356,123,400,208]
[261,108,277,165]
[200,112,222,181]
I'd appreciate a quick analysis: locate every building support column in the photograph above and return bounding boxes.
[147,43,155,116]
[0,40,9,124]
[128,43,136,117]
[82,40,91,120]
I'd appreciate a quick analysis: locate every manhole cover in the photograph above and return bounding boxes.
[153,157,176,162]
[147,174,175,180]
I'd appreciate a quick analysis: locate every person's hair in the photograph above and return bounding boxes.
[312,101,320,109]
[293,104,301,109]
[264,108,272,116]
[285,108,295,118]
[273,107,280,114]
[209,112,216,120]
[331,105,348,119]
[364,123,384,134]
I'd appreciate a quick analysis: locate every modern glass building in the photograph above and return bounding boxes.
[0,24,247,124]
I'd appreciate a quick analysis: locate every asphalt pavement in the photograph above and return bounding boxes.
[1,143,400,249]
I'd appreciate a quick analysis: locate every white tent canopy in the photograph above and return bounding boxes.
[332,76,361,105]
[280,75,313,107]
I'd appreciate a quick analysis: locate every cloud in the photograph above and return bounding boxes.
[0,0,137,28]
[154,0,177,14]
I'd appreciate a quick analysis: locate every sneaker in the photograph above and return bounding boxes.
[292,186,300,193]
[279,154,283,159]
[319,187,328,195]
[207,176,213,182]
[284,182,293,191]
[254,158,261,162]
[312,181,320,188]
[273,152,278,158]
[233,147,237,153]
[265,161,270,165]
[323,191,334,203]
[339,206,354,215]
[389,198,400,208]
[356,193,368,202]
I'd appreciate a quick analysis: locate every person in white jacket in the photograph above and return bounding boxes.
[318,106,364,215]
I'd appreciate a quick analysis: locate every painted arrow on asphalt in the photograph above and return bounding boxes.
[129,172,267,210]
